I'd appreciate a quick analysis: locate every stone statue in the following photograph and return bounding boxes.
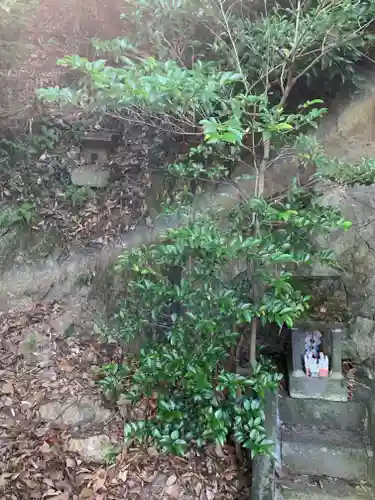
[303,331,323,377]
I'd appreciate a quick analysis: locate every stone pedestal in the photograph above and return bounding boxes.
[289,327,348,402]
[71,166,110,188]
[289,373,348,402]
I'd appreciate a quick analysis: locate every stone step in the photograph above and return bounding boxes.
[277,475,373,499]
[281,424,372,480]
[279,396,367,433]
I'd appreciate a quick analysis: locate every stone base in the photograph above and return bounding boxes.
[71,166,110,188]
[289,374,348,402]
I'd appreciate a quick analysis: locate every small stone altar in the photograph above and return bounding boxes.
[289,322,348,402]
[71,132,116,188]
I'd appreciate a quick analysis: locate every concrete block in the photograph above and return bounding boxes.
[279,396,367,432]
[289,374,348,402]
[281,425,371,480]
[251,391,279,500]
[278,475,373,499]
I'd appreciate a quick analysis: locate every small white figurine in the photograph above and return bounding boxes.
[304,352,311,376]
[319,352,329,377]
[305,331,322,358]
[310,356,319,377]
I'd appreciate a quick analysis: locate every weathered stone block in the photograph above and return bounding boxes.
[278,396,366,432]
[289,374,348,402]
[71,166,110,188]
[281,424,371,480]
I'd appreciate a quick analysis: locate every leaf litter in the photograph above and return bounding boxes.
[0,301,251,499]
[1,0,249,497]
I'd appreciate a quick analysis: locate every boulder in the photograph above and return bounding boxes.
[38,396,112,427]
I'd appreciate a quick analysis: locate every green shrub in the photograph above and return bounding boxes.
[40,0,365,460]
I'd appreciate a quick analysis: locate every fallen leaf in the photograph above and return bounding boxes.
[39,441,51,454]
[93,468,107,492]
[194,481,203,495]
[224,470,235,481]
[43,489,59,497]
[79,487,93,499]
[58,361,75,373]
[214,444,225,458]
[205,487,215,500]
[45,493,69,500]
[1,383,14,395]
[165,484,183,499]
[147,446,158,457]
[0,473,11,487]
[24,478,38,489]
[43,478,55,488]
[166,475,177,486]
[141,471,158,483]
[118,469,128,482]
[65,457,76,468]
[128,485,142,495]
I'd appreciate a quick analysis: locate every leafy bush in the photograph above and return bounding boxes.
[0,201,36,231]
[98,362,132,401]
[106,190,351,456]
[64,185,92,207]
[40,0,363,459]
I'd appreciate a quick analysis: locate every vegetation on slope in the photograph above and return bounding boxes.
[12,0,375,459]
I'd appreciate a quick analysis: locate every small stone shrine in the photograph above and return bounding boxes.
[289,322,348,401]
[71,132,115,188]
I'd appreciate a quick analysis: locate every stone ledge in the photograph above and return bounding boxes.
[289,374,348,402]
[278,395,366,431]
[277,475,373,500]
[281,424,370,480]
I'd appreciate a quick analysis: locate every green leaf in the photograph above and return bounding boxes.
[243,399,251,411]
[275,122,293,131]
[219,72,243,86]
[250,428,257,440]
[341,220,352,230]
[251,399,260,411]
[263,130,272,141]
[220,131,241,144]
[243,310,253,323]
[171,430,179,441]
[200,118,218,135]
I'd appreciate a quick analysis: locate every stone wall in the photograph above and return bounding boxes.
[0,120,160,317]
[314,184,375,364]
[307,78,375,365]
